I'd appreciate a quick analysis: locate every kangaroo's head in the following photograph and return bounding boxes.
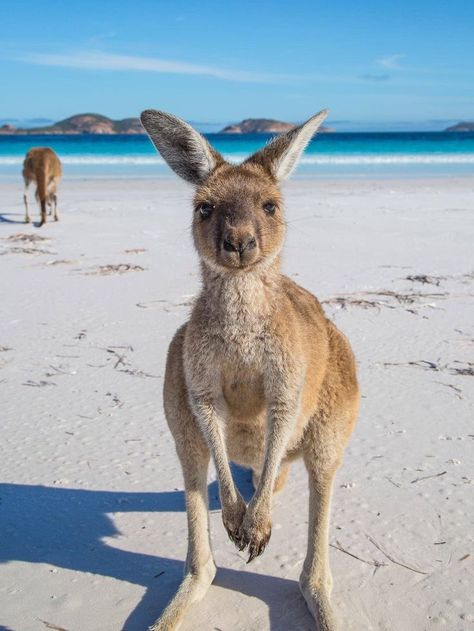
[140,109,328,272]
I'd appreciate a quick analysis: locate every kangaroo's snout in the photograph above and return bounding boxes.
[220,223,259,268]
[222,234,257,254]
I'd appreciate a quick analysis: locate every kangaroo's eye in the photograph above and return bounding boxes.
[263,201,276,215]
[197,202,214,219]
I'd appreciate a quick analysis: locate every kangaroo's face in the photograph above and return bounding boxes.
[140,108,328,272]
[193,164,285,270]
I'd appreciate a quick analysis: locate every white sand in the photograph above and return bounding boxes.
[0,176,473,631]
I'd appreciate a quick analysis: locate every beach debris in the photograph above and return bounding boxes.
[79,263,146,276]
[322,288,448,314]
[366,535,428,575]
[6,232,50,242]
[372,290,447,304]
[330,540,387,571]
[118,367,161,379]
[95,345,158,378]
[136,299,169,309]
[384,359,474,378]
[385,476,401,488]
[23,379,56,387]
[106,391,123,408]
[75,330,87,340]
[411,470,447,484]
[406,274,444,286]
[459,554,470,562]
[321,296,385,310]
[450,361,474,376]
[0,346,12,352]
[136,297,195,311]
[1,245,55,255]
[45,258,77,266]
[123,248,147,254]
[101,347,130,369]
[45,364,77,377]
[435,382,463,398]
[37,619,69,631]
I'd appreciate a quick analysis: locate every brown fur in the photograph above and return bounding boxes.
[140,109,359,631]
[22,147,62,226]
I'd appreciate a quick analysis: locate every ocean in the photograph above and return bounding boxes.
[1,132,473,179]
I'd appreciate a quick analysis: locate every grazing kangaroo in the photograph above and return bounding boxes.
[140,109,359,631]
[22,147,62,226]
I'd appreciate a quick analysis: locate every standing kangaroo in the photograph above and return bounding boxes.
[140,109,359,631]
[22,147,62,226]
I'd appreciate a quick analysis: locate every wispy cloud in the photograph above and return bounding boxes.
[377,54,406,70]
[12,50,293,84]
[360,73,390,82]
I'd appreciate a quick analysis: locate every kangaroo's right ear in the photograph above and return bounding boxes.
[140,110,224,185]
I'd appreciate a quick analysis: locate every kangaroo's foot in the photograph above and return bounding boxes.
[221,493,247,548]
[299,573,337,631]
[238,504,272,562]
[149,556,216,631]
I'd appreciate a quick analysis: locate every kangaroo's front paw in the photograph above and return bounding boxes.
[222,494,247,547]
[238,507,272,562]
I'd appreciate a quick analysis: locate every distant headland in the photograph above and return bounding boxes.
[444,121,474,132]
[220,118,334,134]
[0,114,144,135]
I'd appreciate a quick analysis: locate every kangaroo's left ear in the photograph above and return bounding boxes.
[245,109,328,181]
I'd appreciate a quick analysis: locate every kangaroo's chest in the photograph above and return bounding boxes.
[220,366,267,468]
[221,365,266,418]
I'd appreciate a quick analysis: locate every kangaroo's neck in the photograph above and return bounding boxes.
[200,258,281,326]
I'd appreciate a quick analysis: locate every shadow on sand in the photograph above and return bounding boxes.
[0,466,313,630]
[0,213,27,225]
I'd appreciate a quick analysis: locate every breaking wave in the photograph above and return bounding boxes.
[1,153,474,166]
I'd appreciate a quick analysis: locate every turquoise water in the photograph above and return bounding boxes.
[1,132,473,179]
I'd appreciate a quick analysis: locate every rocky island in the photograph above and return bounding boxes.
[220,118,333,134]
[0,113,144,135]
[445,121,474,132]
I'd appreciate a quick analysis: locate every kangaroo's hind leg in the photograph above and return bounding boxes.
[52,194,59,221]
[150,330,216,631]
[150,444,215,631]
[23,180,30,223]
[299,410,355,631]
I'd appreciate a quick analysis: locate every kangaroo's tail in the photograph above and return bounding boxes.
[35,162,49,226]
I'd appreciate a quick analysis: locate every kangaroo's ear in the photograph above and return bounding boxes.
[245,109,328,181]
[140,110,224,184]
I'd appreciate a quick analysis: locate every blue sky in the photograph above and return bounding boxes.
[1,0,473,130]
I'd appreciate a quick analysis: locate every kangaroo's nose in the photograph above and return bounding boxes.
[223,235,256,254]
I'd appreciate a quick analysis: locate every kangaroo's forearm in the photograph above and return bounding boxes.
[190,395,237,501]
[253,398,300,507]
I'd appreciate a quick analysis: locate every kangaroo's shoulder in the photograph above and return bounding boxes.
[279,274,326,320]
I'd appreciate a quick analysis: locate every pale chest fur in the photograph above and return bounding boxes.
[195,271,277,371]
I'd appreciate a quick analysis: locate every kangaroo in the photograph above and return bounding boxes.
[140,109,359,631]
[22,147,62,226]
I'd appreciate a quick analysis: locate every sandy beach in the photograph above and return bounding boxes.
[1,176,473,631]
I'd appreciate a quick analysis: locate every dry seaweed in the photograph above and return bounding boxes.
[7,233,50,243]
[80,264,146,276]
[366,535,428,575]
